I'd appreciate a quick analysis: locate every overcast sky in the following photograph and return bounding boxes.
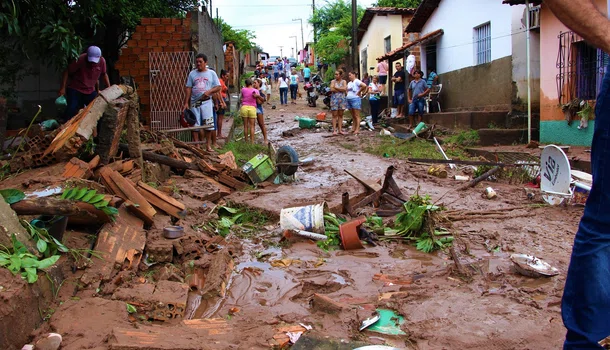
[213,0,377,57]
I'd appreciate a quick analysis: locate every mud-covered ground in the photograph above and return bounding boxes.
[5,84,585,349]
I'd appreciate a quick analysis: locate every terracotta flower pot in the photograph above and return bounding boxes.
[339,216,367,250]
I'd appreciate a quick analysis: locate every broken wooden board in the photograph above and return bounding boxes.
[199,248,234,299]
[44,85,129,156]
[344,169,382,192]
[109,318,231,350]
[372,273,413,286]
[217,173,248,190]
[99,168,156,223]
[90,206,145,281]
[136,181,186,220]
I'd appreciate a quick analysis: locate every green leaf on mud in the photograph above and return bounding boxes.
[126,303,137,314]
[36,255,60,269]
[0,188,25,204]
[36,239,47,253]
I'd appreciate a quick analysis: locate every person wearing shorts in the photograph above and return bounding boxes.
[376,59,388,94]
[391,61,406,118]
[330,69,347,135]
[184,53,221,151]
[346,71,367,135]
[240,78,259,143]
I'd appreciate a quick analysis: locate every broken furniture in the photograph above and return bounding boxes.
[343,166,407,217]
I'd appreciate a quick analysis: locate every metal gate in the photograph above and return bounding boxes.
[149,51,195,133]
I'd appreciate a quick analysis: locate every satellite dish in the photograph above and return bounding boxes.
[540,145,573,205]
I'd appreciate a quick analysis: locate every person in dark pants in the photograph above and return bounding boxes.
[368,75,382,124]
[391,61,406,118]
[58,46,110,122]
[542,0,610,349]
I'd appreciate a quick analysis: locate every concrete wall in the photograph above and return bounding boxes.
[539,1,606,146]
[192,11,224,73]
[511,6,540,112]
[9,63,60,128]
[438,56,513,112]
[359,14,406,73]
[421,0,521,74]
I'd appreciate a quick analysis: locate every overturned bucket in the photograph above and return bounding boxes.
[280,203,326,234]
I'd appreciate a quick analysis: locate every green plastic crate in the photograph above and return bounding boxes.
[298,117,316,129]
[242,153,274,183]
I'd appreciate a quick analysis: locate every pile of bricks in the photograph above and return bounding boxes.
[115,15,193,125]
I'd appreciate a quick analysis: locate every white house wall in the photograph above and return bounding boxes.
[421,0,523,74]
[359,15,404,74]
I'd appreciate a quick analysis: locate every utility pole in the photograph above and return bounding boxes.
[293,18,304,59]
[290,35,297,58]
[312,0,316,43]
[351,0,358,73]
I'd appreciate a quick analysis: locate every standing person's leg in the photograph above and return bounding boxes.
[210,110,218,149]
[62,88,83,122]
[332,110,338,135]
[416,98,425,125]
[407,99,416,129]
[562,64,610,349]
[397,90,405,118]
[338,109,345,134]
[256,112,268,144]
[217,111,225,139]
[248,116,256,143]
[283,88,288,105]
[371,99,380,124]
[239,105,249,142]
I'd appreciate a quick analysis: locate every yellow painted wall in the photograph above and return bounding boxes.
[359,14,405,73]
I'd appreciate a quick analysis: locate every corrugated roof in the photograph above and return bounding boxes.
[404,0,441,33]
[357,7,416,43]
[377,29,444,61]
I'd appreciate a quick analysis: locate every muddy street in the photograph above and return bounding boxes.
[0,85,582,350]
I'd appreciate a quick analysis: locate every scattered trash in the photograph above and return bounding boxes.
[315,112,326,121]
[380,129,391,136]
[484,187,497,199]
[359,311,381,331]
[287,331,304,344]
[433,137,456,169]
[364,309,406,335]
[275,145,299,176]
[540,145,572,205]
[291,229,328,241]
[40,119,60,131]
[242,153,274,183]
[454,175,470,181]
[413,122,426,134]
[163,226,184,239]
[270,258,301,267]
[299,323,313,331]
[339,216,366,250]
[34,333,62,350]
[427,165,447,178]
[510,254,559,277]
[296,117,317,129]
[280,203,326,234]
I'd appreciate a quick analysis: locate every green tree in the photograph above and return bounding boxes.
[373,0,422,7]
[217,19,256,51]
[0,0,199,97]
[309,0,364,65]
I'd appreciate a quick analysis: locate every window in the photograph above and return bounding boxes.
[384,36,391,53]
[557,31,608,104]
[474,22,491,65]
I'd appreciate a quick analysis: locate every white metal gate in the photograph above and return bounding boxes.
[149,51,195,132]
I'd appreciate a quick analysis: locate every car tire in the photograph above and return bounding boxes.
[276,145,299,176]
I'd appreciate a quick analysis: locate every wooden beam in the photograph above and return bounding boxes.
[136,181,186,220]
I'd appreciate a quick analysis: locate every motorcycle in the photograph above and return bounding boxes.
[304,74,324,107]
[319,82,332,108]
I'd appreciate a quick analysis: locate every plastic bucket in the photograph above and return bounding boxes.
[280,203,326,234]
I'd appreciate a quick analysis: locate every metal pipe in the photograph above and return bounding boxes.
[526,0,532,143]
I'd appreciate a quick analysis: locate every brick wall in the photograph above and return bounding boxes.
[115,15,192,125]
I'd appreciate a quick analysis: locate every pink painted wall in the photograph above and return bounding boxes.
[539,0,607,122]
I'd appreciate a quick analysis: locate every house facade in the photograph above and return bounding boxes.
[404,0,538,115]
[357,7,416,78]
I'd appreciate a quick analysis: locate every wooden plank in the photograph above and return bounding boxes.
[124,200,154,227]
[136,181,186,219]
[372,273,413,286]
[92,206,145,281]
[88,155,101,169]
[108,170,156,221]
[217,173,248,190]
[99,166,126,197]
[344,169,382,192]
[108,104,129,159]
[109,319,230,350]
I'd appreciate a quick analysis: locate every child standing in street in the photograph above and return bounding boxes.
[407,69,430,129]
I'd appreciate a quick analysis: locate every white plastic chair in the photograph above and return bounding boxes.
[426,84,442,113]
